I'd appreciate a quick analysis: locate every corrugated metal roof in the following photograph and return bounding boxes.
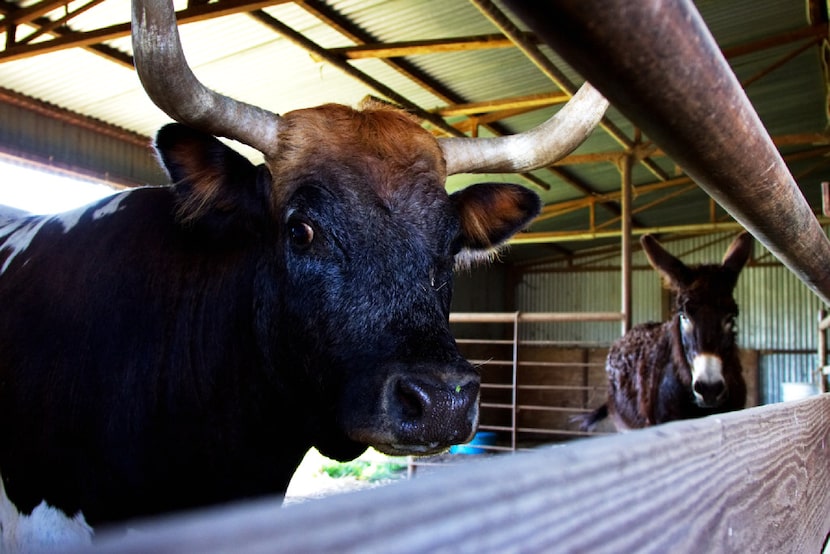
[0,0,828,264]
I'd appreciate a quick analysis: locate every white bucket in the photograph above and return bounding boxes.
[781,382,819,402]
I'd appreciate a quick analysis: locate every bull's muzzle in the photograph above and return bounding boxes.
[386,372,480,454]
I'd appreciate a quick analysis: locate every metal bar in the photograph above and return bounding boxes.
[453,338,515,345]
[516,361,604,368]
[503,0,830,306]
[510,311,519,452]
[468,0,673,184]
[510,218,830,245]
[449,312,625,323]
[518,385,601,392]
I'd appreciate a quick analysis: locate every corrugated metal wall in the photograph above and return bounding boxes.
[511,232,825,404]
[0,96,167,188]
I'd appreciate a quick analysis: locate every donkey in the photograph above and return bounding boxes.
[578,232,753,431]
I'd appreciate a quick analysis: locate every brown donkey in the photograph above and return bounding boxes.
[578,232,753,431]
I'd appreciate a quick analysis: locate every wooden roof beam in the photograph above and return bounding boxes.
[434,91,570,117]
[550,134,830,166]
[0,0,292,63]
[0,0,69,25]
[326,32,538,59]
[721,22,828,59]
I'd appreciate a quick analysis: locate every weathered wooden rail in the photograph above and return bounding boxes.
[83,394,830,553]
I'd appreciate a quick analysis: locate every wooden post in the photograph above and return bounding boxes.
[620,154,633,334]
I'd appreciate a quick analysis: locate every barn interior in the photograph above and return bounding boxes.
[1,0,830,504]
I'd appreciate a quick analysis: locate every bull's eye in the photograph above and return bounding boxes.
[287,218,314,248]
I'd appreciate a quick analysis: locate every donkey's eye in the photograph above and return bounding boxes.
[723,316,736,331]
[679,313,692,330]
[287,217,314,248]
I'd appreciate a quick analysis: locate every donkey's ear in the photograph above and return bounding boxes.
[721,231,753,273]
[640,234,694,287]
[451,183,540,266]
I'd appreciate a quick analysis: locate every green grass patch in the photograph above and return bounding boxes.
[320,452,408,482]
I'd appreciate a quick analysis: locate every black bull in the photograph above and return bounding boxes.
[0,122,538,527]
[0,0,610,542]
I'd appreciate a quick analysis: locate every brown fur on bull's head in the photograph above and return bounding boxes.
[270,102,447,203]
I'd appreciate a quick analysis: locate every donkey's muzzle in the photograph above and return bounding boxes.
[691,354,727,407]
[693,379,727,407]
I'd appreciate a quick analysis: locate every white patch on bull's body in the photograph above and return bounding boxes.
[691,354,724,398]
[0,206,29,226]
[91,192,128,222]
[0,192,129,276]
[55,191,122,233]
[0,473,92,552]
[0,216,51,275]
[53,204,91,234]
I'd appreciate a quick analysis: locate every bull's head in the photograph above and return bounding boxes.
[131,0,608,458]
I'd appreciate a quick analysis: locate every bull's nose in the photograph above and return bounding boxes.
[391,374,479,445]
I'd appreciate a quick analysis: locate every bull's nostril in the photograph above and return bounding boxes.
[396,379,430,420]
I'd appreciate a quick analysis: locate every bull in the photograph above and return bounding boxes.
[0,0,608,549]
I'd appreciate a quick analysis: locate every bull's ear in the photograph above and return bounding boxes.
[451,183,540,266]
[154,123,269,233]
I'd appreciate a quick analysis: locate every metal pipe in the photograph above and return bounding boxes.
[510,221,748,245]
[449,312,625,323]
[503,0,830,306]
[468,0,673,183]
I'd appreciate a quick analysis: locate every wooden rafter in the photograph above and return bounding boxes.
[326,32,537,59]
[0,0,292,63]
[533,145,830,232]
[433,92,570,116]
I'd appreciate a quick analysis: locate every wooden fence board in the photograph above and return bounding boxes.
[85,395,830,553]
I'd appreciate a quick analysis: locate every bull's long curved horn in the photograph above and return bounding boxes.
[131,0,282,157]
[439,82,608,175]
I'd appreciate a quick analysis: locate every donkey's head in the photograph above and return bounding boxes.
[641,232,753,408]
